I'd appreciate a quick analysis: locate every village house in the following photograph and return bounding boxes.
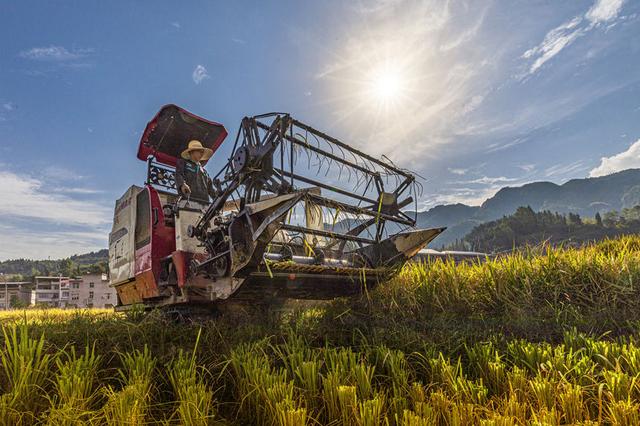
[68,273,116,309]
[31,276,70,307]
[0,281,32,309]
[30,274,116,309]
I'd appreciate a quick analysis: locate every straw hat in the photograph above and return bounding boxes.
[181,140,213,160]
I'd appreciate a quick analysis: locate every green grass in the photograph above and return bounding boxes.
[0,235,640,424]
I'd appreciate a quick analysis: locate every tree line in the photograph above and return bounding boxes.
[447,205,640,253]
[0,250,108,281]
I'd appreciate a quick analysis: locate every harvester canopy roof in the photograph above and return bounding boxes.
[137,104,228,167]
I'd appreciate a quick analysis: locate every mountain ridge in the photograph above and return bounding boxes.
[419,168,640,246]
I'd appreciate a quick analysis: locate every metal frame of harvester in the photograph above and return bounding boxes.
[108,105,444,311]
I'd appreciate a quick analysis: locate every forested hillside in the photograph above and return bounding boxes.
[449,205,640,252]
[0,249,108,278]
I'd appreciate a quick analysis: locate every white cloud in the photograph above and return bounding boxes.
[192,65,210,84]
[42,165,84,181]
[19,46,93,61]
[518,164,536,172]
[425,185,503,208]
[589,139,640,177]
[544,160,589,177]
[485,137,528,153]
[439,6,488,52]
[522,16,585,75]
[426,173,534,208]
[586,0,625,24]
[461,95,485,115]
[462,176,519,185]
[521,0,625,75]
[231,37,247,44]
[52,187,103,195]
[0,171,110,227]
[448,167,468,175]
[0,169,110,259]
[314,61,344,80]
[1,102,16,122]
[0,224,106,261]
[171,21,181,29]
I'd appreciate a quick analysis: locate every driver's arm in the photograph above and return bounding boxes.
[175,159,191,196]
[201,167,216,200]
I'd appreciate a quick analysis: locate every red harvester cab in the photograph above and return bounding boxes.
[109,105,227,308]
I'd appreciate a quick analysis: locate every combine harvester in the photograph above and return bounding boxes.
[109,105,445,312]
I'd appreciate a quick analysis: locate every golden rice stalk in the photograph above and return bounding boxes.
[337,385,357,425]
[0,323,53,424]
[46,344,101,425]
[357,392,386,426]
[101,346,156,425]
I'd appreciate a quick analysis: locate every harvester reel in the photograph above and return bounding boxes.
[187,113,445,298]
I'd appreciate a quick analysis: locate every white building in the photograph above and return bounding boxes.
[68,273,116,308]
[30,273,116,309]
[31,276,70,307]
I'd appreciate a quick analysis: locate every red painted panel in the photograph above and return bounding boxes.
[133,186,178,299]
[172,250,189,288]
[134,186,169,297]
[135,244,152,274]
[148,187,176,278]
[134,185,212,302]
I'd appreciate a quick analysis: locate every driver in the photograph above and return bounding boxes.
[176,140,217,203]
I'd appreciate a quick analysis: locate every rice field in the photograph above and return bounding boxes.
[1,236,640,425]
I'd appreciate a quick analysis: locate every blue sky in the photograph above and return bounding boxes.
[1,0,639,260]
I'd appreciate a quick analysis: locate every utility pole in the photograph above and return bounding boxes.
[1,274,7,310]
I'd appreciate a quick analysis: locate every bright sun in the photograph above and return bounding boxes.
[368,66,405,105]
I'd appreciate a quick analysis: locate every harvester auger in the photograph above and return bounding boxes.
[109,105,445,311]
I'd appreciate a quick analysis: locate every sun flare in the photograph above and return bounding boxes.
[368,66,405,104]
